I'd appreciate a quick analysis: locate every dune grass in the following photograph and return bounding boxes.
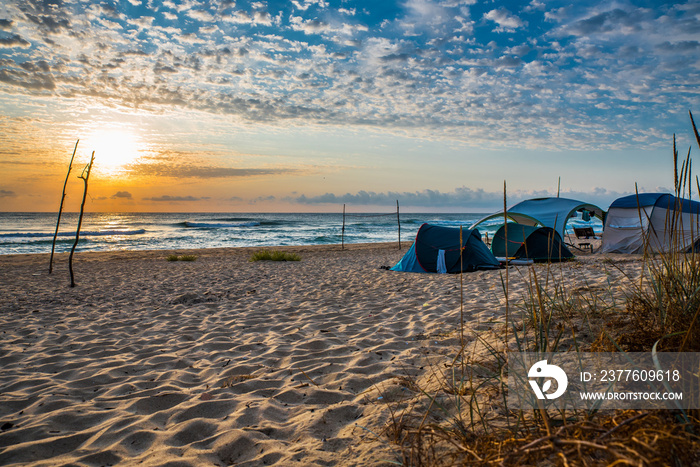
[378,112,700,466]
[382,249,700,466]
[249,250,301,262]
[166,254,198,262]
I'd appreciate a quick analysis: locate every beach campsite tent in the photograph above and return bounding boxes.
[601,193,700,254]
[470,197,605,242]
[491,224,574,262]
[391,224,501,273]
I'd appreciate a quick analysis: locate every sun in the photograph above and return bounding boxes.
[84,128,142,175]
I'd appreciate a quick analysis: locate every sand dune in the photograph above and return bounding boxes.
[0,243,640,466]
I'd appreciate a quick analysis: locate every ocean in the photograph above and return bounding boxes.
[0,212,603,256]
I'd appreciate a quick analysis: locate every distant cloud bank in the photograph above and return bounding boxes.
[143,195,211,202]
[292,186,632,210]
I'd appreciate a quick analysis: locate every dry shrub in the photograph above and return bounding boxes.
[392,408,700,466]
[621,258,700,352]
[601,263,700,352]
[595,256,700,352]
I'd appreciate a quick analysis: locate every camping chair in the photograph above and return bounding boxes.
[573,227,598,252]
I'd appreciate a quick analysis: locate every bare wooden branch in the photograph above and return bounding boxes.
[69,151,95,288]
[49,140,79,274]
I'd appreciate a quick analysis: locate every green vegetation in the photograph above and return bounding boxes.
[166,254,198,261]
[249,250,301,262]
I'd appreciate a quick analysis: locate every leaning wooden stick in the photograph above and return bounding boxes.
[69,151,95,288]
[49,139,79,274]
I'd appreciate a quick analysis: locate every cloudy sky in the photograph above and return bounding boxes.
[1,0,699,212]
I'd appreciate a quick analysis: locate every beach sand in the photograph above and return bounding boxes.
[0,242,642,466]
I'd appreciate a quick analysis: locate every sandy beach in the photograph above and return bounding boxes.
[0,241,644,466]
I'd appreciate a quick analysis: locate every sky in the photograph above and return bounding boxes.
[1,0,699,213]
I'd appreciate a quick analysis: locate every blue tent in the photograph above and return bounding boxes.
[391,224,501,273]
[470,197,605,241]
[491,224,574,262]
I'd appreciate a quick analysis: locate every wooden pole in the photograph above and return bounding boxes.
[557,176,560,198]
[459,225,464,348]
[341,204,345,250]
[396,200,401,250]
[503,181,508,347]
[69,152,94,288]
[49,139,79,274]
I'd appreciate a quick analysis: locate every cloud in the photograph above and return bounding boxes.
[0,19,13,30]
[292,0,328,12]
[24,14,71,33]
[403,0,450,27]
[492,55,522,68]
[187,9,215,22]
[565,9,645,36]
[0,34,30,47]
[87,3,123,21]
[249,195,276,203]
[404,0,446,18]
[544,6,570,22]
[133,161,295,179]
[20,0,73,35]
[19,60,49,72]
[0,68,55,90]
[154,62,178,74]
[111,191,133,199]
[0,189,16,197]
[162,0,202,14]
[224,10,274,25]
[484,8,525,32]
[290,16,331,34]
[396,0,471,37]
[143,195,211,202]
[130,16,156,29]
[505,44,531,56]
[655,41,700,53]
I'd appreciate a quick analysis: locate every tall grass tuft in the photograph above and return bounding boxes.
[249,250,301,262]
[166,254,198,261]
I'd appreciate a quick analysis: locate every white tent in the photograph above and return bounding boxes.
[601,193,700,254]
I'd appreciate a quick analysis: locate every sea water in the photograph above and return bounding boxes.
[0,212,602,255]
